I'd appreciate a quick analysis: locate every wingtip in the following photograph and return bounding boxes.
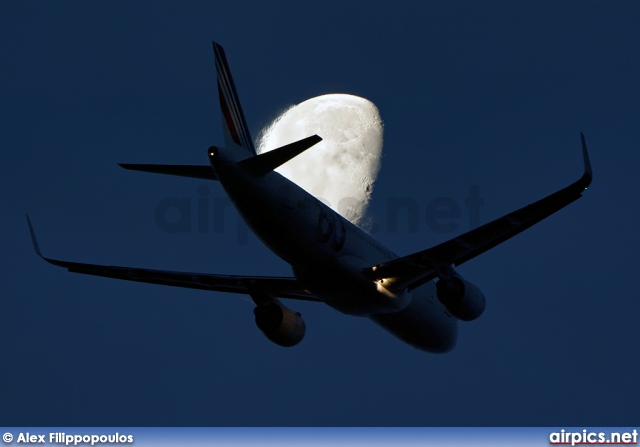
[579,131,593,190]
[25,214,43,258]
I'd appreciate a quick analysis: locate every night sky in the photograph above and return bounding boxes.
[2,2,639,426]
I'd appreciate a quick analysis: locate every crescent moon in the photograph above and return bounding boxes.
[257,94,383,226]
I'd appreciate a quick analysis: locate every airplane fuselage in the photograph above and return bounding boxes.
[209,144,458,353]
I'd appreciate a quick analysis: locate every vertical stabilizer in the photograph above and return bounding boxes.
[213,42,256,155]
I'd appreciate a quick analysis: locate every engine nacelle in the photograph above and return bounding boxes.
[253,299,306,347]
[436,276,486,321]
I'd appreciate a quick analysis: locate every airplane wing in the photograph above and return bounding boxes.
[367,133,593,291]
[26,216,319,302]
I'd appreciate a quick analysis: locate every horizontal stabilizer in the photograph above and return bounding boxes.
[119,164,218,180]
[239,134,322,176]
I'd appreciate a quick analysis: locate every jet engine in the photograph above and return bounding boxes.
[253,298,306,347]
[436,275,486,321]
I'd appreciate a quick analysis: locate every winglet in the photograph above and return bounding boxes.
[26,214,43,258]
[580,132,593,177]
[579,132,593,190]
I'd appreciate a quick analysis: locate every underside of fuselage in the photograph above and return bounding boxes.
[210,145,413,311]
[209,143,457,353]
[370,282,458,353]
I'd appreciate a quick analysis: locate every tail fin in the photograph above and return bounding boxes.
[213,42,256,155]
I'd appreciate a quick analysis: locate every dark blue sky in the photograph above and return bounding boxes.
[2,2,639,425]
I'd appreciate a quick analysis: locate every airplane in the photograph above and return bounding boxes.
[27,41,593,353]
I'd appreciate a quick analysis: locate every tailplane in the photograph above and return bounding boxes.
[239,135,322,176]
[119,164,217,180]
[118,43,321,182]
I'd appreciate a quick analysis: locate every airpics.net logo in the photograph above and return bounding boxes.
[152,184,485,244]
[549,429,638,446]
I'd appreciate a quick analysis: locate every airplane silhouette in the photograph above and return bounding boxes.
[27,42,593,352]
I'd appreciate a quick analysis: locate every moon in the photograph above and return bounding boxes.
[256,94,383,226]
